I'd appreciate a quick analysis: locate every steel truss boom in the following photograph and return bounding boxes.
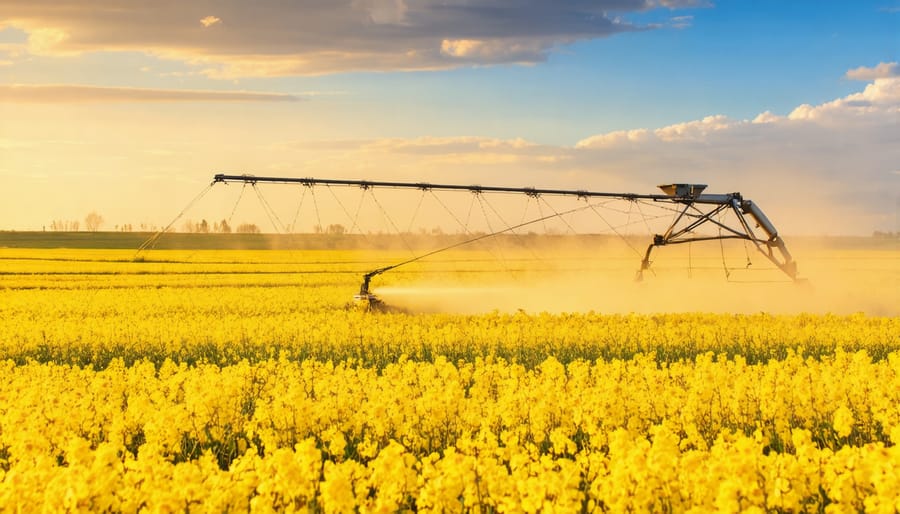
[637,198,798,282]
[211,174,800,306]
[215,173,676,201]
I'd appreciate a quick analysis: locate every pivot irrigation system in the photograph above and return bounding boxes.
[208,174,799,309]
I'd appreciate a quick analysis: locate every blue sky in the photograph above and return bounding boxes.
[0,0,897,233]
[285,0,896,143]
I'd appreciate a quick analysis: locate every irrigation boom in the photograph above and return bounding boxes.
[212,174,799,308]
[216,173,711,202]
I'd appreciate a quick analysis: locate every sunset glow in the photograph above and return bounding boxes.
[1,1,897,234]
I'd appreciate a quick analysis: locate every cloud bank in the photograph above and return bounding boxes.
[283,72,899,234]
[0,84,300,103]
[845,62,900,81]
[0,0,703,77]
[3,60,895,235]
[573,76,900,233]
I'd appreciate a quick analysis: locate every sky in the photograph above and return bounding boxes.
[0,0,898,235]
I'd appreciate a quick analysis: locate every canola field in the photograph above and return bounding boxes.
[1,244,899,513]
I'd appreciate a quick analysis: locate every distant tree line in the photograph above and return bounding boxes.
[181,219,262,234]
[47,212,104,232]
[84,212,103,231]
[314,224,347,235]
[44,211,470,236]
[46,216,263,234]
[48,220,80,232]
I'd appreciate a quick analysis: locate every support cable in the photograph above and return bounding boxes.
[475,193,513,275]
[177,180,246,263]
[429,189,471,235]
[484,193,554,272]
[427,189,512,266]
[539,196,578,235]
[353,188,367,231]
[464,193,476,232]
[406,190,427,234]
[362,200,603,283]
[482,194,520,233]
[310,186,324,234]
[325,184,384,254]
[535,196,549,234]
[586,202,645,260]
[476,193,496,234]
[136,181,215,256]
[519,196,533,226]
[586,199,672,233]
[182,182,250,263]
[485,193,547,266]
[633,200,657,237]
[227,183,248,228]
[688,240,693,279]
[290,186,307,233]
[369,189,416,255]
[326,185,363,235]
[639,199,694,216]
[253,184,288,233]
[718,211,732,281]
[166,180,246,265]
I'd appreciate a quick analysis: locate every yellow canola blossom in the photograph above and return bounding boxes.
[3,248,899,368]
[2,248,899,512]
[0,354,898,512]
[3,283,898,367]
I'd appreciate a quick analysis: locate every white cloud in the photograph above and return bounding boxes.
[571,75,900,234]
[277,136,569,172]
[751,111,781,124]
[261,74,899,233]
[0,84,300,103]
[200,16,222,28]
[576,77,900,149]
[0,0,696,76]
[655,0,712,6]
[363,136,542,154]
[654,114,733,141]
[358,136,564,167]
[786,103,816,121]
[845,62,900,80]
[356,0,409,25]
[574,129,651,148]
[668,15,694,29]
[440,38,553,63]
[26,27,71,55]
[787,78,900,122]
[576,115,736,147]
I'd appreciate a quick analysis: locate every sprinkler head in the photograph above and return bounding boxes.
[353,292,390,312]
[353,292,379,302]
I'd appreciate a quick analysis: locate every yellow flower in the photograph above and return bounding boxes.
[833,406,855,439]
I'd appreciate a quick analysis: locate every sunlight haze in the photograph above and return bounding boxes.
[1,1,898,235]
